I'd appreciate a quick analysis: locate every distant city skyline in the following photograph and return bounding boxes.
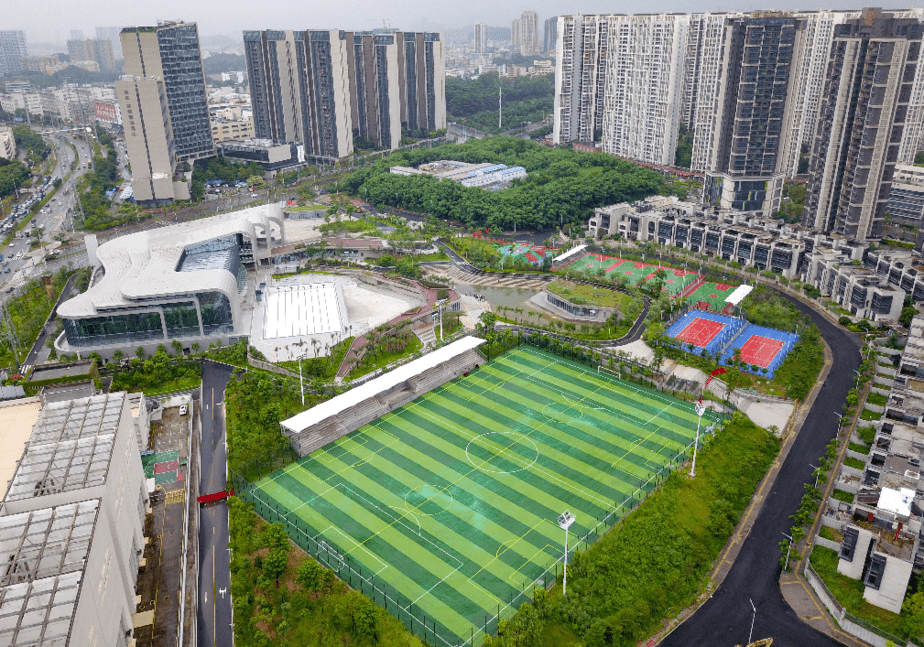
[5,0,888,47]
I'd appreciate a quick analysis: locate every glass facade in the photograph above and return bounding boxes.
[63,311,163,348]
[156,23,213,160]
[63,291,235,348]
[198,292,234,335]
[163,301,200,338]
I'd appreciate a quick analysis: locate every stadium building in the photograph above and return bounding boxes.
[55,206,285,359]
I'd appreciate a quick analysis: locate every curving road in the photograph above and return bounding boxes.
[662,294,860,647]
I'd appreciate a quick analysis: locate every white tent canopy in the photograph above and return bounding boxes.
[725,284,753,307]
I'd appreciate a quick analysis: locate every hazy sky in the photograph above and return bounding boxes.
[6,0,890,46]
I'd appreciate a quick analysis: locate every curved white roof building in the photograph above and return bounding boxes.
[56,204,285,355]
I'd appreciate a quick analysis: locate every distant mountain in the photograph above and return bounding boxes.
[202,53,247,75]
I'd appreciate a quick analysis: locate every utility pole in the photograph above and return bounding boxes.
[498,84,502,130]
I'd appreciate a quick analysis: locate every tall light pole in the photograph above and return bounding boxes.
[748,599,757,645]
[297,353,309,406]
[782,531,793,571]
[557,510,575,596]
[690,401,706,478]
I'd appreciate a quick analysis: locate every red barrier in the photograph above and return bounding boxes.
[197,489,235,504]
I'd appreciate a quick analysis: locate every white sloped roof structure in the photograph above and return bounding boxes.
[281,336,485,435]
[58,204,282,319]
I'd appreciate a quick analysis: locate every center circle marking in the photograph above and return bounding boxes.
[466,431,540,474]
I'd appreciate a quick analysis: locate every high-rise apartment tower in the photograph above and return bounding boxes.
[474,23,488,53]
[803,10,924,241]
[117,21,213,203]
[0,31,27,76]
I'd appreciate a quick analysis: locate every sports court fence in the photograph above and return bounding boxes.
[235,414,725,647]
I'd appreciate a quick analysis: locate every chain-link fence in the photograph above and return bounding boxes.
[235,420,720,647]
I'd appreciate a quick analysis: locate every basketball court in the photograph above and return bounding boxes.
[673,317,726,348]
[738,334,785,368]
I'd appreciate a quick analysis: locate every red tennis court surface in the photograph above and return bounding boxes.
[674,317,725,348]
[739,335,784,367]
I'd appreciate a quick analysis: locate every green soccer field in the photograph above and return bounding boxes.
[250,346,722,646]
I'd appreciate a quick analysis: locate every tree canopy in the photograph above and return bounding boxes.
[447,73,553,134]
[335,137,665,230]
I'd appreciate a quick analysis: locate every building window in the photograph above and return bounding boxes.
[63,311,163,348]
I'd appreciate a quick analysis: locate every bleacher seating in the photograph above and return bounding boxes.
[285,345,484,456]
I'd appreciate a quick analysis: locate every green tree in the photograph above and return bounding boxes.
[296,559,325,593]
[903,591,924,641]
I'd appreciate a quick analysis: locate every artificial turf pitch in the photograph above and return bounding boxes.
[562,254,699,296]
[251,346,721,645]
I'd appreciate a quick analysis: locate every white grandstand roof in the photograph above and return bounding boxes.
[57,205,279,318]
[725,284,753,306]
[554,244,587,263]
[281,336,486,435]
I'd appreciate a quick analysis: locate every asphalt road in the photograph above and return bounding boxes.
[1,132,93,290]
[662,295,861,647]
[197,361,234,647]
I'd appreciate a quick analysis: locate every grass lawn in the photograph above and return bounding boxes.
[866,392,888,406]
[140,375,202,396]
[818,526,843,543]
[844,456,866,470]
[278,337,354,379]
[833,489,855,504]
[547,279,635,310]
[848,442,870,455]
[347,336,422,380]
[434,319,463,340]
[810,546,907,641]
[861,408,882,421]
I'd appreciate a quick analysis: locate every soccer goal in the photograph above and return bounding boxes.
[597,365,622,379]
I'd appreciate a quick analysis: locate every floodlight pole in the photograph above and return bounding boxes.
[690,401,706,478]
[297,353,307,406]
[557,510,575,596]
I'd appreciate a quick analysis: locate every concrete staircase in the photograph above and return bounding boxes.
[415,326,437,348]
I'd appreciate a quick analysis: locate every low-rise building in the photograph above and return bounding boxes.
[0,126,14,160]
[589,197,806,278]
[887,164,924,227]
[828,315,924,613]
[389,160,526,189]
[864,249,924,303]
[0,392,149,646]
[802,241,903,321]
[216,138,303,174]
[211,118,255,143]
